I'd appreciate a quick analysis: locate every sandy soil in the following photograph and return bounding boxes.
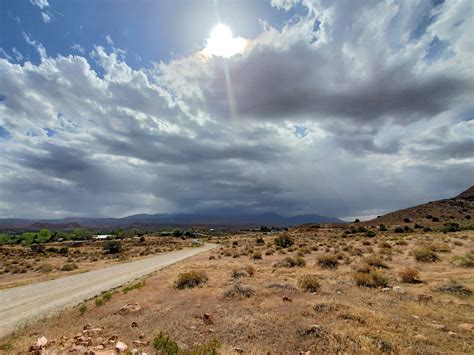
[0,243,215,338]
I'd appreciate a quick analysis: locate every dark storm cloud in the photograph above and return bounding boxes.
[1,0,473,219]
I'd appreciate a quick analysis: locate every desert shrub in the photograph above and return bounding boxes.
[224,283,255,299]
[366,230,377,238]
[429,242,451,253]
[232,265,255,278]
[252,250,262,260]
[317,254,338,268]
[353,270,388,288]
[379,224,388,231]
[414,223,423,229]
[413,247,439,262]
[38,263,53,273]
[452,253,474,267]
[30,244,45,253]
[276,256,306,268]
[362,240,371,246]
[265,249,274,255]
[379,241,391,249]
[103,240,122,254]
[102,291,113,302]
[299,275,321,292]
[123,280,146,293]
[443,222,460,233]
[154,332,180,355]
[403,218,411,223]
[354,262,371,273]
[395,240,407,246]
[78,303,87,315]
[394,227,404,233]
[435,279,472,296]
[60,262,77,271]
[431,217,440,222]
[175,270,208,289]
[399,267,421,283]
[95,297,104,307]
[255,237,265,245]
[222,249,232,257]
[364,256,388,269]
[267,282,297,291]
[423,227,432,232]
[58,247,69,255]
[274,234,294,248]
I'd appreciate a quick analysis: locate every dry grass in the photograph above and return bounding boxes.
[2,229,474,353]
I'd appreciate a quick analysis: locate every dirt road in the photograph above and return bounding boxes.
[0,243,216,338]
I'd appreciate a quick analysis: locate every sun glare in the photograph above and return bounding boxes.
[204,24,247,58]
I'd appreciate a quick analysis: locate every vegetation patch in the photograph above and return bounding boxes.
[175,270,208,289]
[353,270,388,288]
[299,275,321,292]
[317,254,339,268]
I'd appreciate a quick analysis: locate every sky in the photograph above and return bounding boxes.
[0,0,473,220]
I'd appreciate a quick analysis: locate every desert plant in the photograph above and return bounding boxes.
[379,224,388,231]
[123,280,146,293]
[224,283,255,299]
[153,332,180,354]
[274,234,294,248]
[394,227,404,233]
[398,267,421,283]
[353,270,388,288]
[452,253,474,267]
[364,256,388,269]
[103,240,122,254]
[95,297,104,306]
[435,279,472,296]
[366,230,377,238]
[38,263,53,273]
[299,275,321,292]
[78,303,87,315]
[413,247,439,262]
[317,254,338,268]
[252,250,262,260]
[175,270,208,289]
[60,262,77,271]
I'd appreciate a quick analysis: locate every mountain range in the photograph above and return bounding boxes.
[0,212,343,231]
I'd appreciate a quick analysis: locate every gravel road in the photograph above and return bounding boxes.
[0,243,216,338]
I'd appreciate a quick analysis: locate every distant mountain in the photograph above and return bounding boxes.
[0,212,344,231]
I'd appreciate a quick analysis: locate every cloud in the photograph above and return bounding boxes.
[0,0,473,219]
[30,0,49,10]
[41,12,51,23]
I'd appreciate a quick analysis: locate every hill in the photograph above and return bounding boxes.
[362,186,473,226]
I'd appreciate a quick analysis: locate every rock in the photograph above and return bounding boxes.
[119,302,141,315]
[29,336,48,352]
[393,286,406,294]
[93,344,105,350]
[416,294,432,302]
[132,340,149,346]
[232,348,244,353]
[411,315,420,320]
[83,323,92,330]
[458,323,474,333]
[108,335,118,343]
[381,288,391,292]
[448,331,458,337]
[131,321,139,328]
[282,296,292,302]
[115,341,128,353]
[414,334,427,341]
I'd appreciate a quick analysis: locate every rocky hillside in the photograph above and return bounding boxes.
[362,186,473,226]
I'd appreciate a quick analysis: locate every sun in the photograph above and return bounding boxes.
[203,23,247,58]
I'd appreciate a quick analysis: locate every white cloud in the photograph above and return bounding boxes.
[41,12,51,23]
[0,0,473,219]
[30,0,49,9]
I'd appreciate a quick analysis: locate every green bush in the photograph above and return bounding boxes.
[452,253,474,267]
[79,303,87,315]
[274,234,294,248]
[154,332,180,354]
[413,247,439,262]
[394,227,404,233]
[103,240,122,254]
[366,230,377,238]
